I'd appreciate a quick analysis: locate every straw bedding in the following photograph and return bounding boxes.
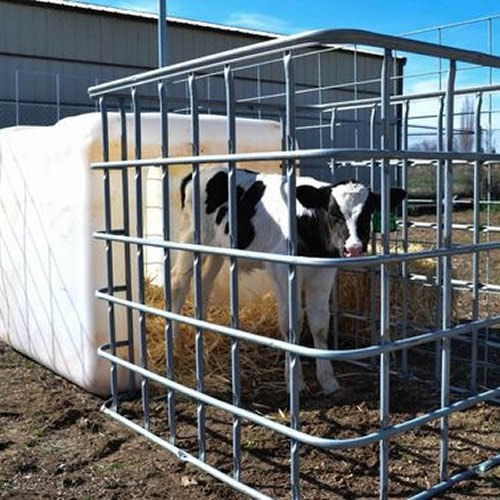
[144,243,445,388]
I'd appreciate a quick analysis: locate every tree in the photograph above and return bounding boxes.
[455,96,474,153]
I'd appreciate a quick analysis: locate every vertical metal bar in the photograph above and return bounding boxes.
[471,92,483,394]
[438,28,443,91]
[224,65,241,481]
[354,44,359,150]
[318,52,323,149]
[157,0,168,67]
[132,88,150,430]
[159,80,176,443]
[329,108,337,182]
[401,99,410,376]
[280,113,286,174]
[435,95,445,383]
[118,98,136,396]
[329,107,339,350]
[206,76,211,115]
[369,104,378,359]
[379,48,393,500]
[188,73,206,462]
[392,55,400,156]
[284,50,300,500]
[256,65,262,120]
[94,77,99,112]
[440,59,456,483]
[100,97,118,411]
[484,18,493,387]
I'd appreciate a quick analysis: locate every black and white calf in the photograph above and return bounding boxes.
[171,166,406,393]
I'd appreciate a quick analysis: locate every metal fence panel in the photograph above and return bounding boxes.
[91,28,500,499]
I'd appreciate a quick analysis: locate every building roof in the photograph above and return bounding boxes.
[29,0,390,59]
[32,0,281,38]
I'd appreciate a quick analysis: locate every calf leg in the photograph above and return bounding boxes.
[268,264,305,393]
[304,270,340,394]
[170,232,195,341]
[200,255,224,319]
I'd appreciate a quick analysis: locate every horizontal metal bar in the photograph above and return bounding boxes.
[90,148,500,170]
[408,273,500,294]
[341,311,370,322]
[317,81,500,112]
[409,454,500,500]
[98,343,500,449]
[338,158,500,167]
[400,220,500,234]
[95,289,500,361]
[88,29,500,98]
[409,199,500,207]
[93,231,500,269]
[401,13,500,36]
[100,402,271,500]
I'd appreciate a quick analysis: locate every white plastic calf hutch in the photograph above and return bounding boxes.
[0,112,281,395]
[90,28,500,500]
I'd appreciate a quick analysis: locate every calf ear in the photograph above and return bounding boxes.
[370,188,407,210]
[296,185,330,210]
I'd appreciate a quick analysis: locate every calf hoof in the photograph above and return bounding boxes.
[321,377,340,395]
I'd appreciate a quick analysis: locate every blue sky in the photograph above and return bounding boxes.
[73,0,500,36]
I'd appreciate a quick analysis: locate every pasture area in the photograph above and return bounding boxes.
[1,210,499,499]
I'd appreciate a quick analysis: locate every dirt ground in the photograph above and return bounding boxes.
[1,340,499,499]
[1,210,499,499]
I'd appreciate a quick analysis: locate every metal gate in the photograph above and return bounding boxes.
[89,29,500,499]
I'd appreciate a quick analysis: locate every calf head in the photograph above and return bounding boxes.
[296,181,406,258]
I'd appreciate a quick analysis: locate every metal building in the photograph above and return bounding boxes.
[0,0,403,158]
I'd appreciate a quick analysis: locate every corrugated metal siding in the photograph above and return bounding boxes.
[0,0,400,172]
[0,1,156,66]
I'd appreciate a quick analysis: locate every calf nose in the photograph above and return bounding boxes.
[344,244,363,257]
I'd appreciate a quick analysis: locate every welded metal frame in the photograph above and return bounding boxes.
[90,29,500,499]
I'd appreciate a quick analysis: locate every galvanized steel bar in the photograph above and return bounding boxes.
[132,88,150,429]
[91,148,500,171]
[97,343,500,449]
[471,92,483,393]
[315,81,500,112]
[97,290,500,363]
[88,29,500,98]
[158,80,176,444]
[409,275,500,294]
[94,231,500,271]
[399,220,500,233]
[224,64,242,482]
[100,97,119,410]
[435,95,445,384]
[369,104,378,354]
[188,73,206,462]
[401,99,410,375]
[118,98,136,396]
[284,50,301,500]
[379,48,393,500]
[318,52,324,149]
[485,20,495,389]
[440,59,456,483]
[409,454,500,500]
[330,108,339,349]
[157,0,168,67]
[90,26,500,499]
[101,402,273,500]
